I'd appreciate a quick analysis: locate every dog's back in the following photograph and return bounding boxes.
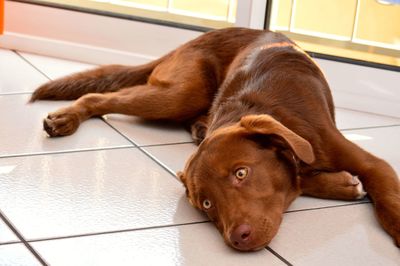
[209,31,335,137]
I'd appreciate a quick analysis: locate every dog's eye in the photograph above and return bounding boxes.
[202,199,212,209]
[235,167,248,180]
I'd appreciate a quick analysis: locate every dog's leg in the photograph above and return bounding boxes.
[43,83,211,137]
[300,171,366,200]
[325,130,400,246]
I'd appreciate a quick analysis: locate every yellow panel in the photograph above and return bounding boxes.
[33,0,235,28]
[296,39,400,67]
[271,0,292,29]
[293,0,357,38]
[355,0,400,46]
[171,0,230,19]
[124,0,168,8]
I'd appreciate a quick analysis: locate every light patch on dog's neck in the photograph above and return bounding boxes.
[241,32,327,86]
[258,41,295,51]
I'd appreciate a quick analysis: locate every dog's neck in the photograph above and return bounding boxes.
[207,97,261,133]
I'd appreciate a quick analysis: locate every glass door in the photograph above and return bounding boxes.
[28,0,238,29]
[268,0,400,68]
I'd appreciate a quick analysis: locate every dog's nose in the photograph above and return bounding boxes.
[230,224,252,249]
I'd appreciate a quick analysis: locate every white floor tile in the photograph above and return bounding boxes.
[0,94,132,157]
[316,58,400,118]
[32,223,285,266]
[336,108,400,130]
[270,204,400,266]
[18,52,96,80]
[0,49,48,94]
[0,148,205,240]
[143,143,197,174]
[0,244,41,266]
[105,115,193,146]
[0,220,18,244]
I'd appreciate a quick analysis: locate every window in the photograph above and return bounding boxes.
[269,0,400,68]
[30,0,238,29]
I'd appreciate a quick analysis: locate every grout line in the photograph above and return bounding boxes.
[337,107,400,120]
[13,50,52,81]
[26,220,210,244]
[138,147,179,178]
[0,92,33,97]
[139,141,195,148]
[265,247,293,266]
[340,124,400,132]
[101,118,139,146]
[284,201,371,214]
[101,118,183,180]
[0,210,48,266]
[0,240,22,246]
[0,145,135,160]
[101,118,194,148]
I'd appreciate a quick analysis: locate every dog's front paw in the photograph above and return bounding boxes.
[349,175,367,200]
[334,172,367,200]
[43,109,81,137]
[191,121,207,145]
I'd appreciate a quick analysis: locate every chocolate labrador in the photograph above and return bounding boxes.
[30,28,400,251]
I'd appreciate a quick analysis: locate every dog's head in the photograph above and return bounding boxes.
[178,114,314,251]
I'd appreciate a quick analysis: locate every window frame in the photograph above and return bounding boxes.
[1,0,267,65]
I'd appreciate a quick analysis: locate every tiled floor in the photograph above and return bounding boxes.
[0,48,399,265]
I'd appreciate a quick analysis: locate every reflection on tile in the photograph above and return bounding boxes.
[105,115,193,146]
[0,149,205,239]
[19,52,96,80]
[343,126,400,174]
[336,108,400,130]
[0,94,132,157]
[0,49,48,94]
[0,244,41,266]
[288,197,369,212]
[270,204,400,265]
[0,220,18,244]
[316,58,400,118]
[143,143,197,174]
[33,223,285,266]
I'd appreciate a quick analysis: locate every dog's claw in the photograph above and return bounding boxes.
[43,118,56,137]
[42,110,80,137]
[353,176,367,199]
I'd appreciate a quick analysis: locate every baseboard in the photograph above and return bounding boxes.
[0,31,155,65]
[1,1,201,64]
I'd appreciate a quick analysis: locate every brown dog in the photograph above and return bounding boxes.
[30,27,400,251]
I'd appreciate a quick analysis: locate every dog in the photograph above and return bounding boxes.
[30,27,400,251]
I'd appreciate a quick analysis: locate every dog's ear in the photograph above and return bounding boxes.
[177,171,190,195]
[177,171,195,206]
[240,114,315,164]
[177,171,186,184]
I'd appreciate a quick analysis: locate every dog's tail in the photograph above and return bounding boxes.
[29,54,170,102]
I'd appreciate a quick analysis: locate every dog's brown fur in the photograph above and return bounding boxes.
[30,27,400,251]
